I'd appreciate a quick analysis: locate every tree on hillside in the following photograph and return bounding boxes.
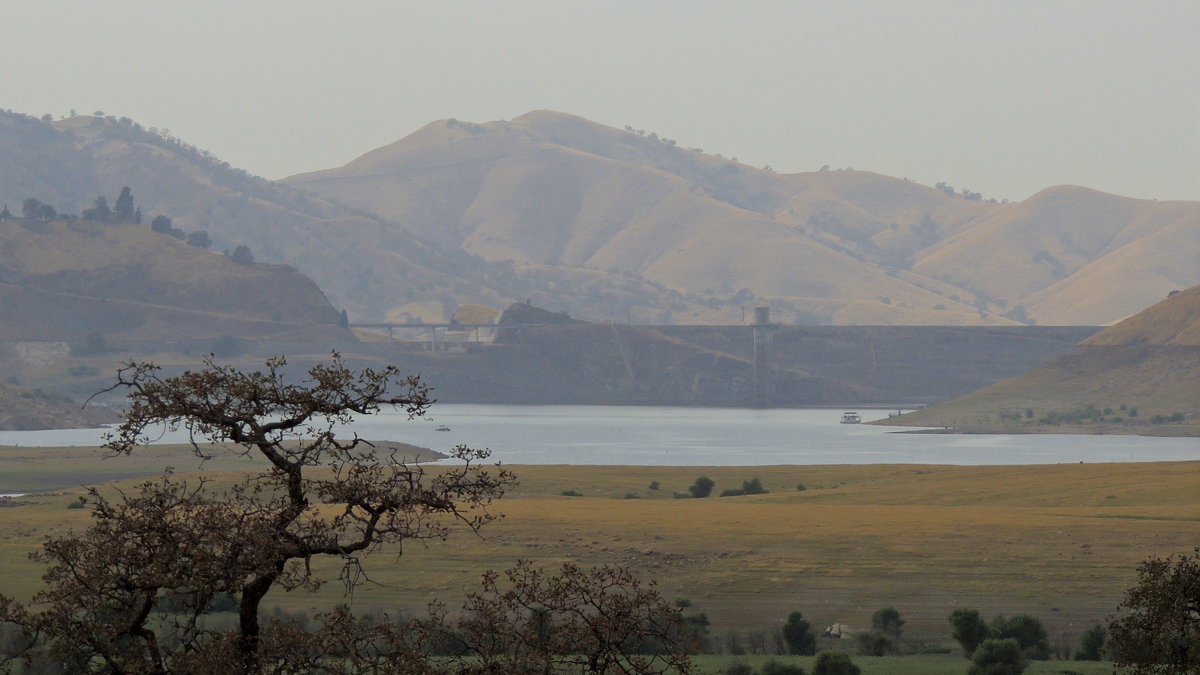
[21,197,46,220]
[113,186,136,223]
[0,354,516,673]
[81,195,112,222]
[1108,548,1200,674]
[230,244,255,265]
[150,214,172,233]
[0,203,11,220]
[186,230,212,249]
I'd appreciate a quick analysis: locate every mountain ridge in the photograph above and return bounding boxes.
[286,110,1199,326]
[4,108,1195,327]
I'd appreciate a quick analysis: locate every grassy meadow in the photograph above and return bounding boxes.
[1,443,1195,669]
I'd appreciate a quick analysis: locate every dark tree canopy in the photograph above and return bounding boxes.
[81,195,112,222]
[113,186,136,223]
[688,475,714,498]
[989,614,1050,660]
[230,244,255,265]
[1074,623,1107,661]
[781,611,816,655]
[150,214,172,233]
[1109,548,1200,674]
[812,650,861,675]
[871,606,904,638]
[186,230,212,249]
[949,608,990,656]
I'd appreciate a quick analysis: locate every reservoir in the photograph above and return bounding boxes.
[0,404,1195,466]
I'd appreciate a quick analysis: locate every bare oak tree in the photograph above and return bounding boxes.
[0,354,515,673]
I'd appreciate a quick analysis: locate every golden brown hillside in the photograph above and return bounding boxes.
[880,286,1200,435]
[0,219,349,342]
[285,110,1199,326]
[5,109,1194,327]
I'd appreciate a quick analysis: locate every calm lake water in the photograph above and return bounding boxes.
[1,405,1196,466]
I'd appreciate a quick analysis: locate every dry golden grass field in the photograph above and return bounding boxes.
[1,445,1195,648]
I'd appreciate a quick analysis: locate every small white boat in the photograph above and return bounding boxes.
[840,412,861,424]
[435,425,451,432]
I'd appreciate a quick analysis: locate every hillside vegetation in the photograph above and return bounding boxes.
[0,218,348,343]
[882,286,1200,434]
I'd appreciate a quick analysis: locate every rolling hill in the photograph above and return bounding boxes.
[286,110,1200,326]
[880,286,1200,435]
[0,218,349,343]
[4,108,1195,326]
[0,111,702,325]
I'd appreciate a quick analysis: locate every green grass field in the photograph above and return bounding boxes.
[689,653,1118,674]
[1,444,1194,663]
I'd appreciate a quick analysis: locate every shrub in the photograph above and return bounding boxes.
[66,500,85,510]
[969,638,1027,675]
[812,650,861,675]
[855,630,895,656]
[560,490,582,497]
[761,659,807,675]
[688,476,714,498]
[648,480,660,491]
[742,478,768,495]
[623,492,640,499]
[723,661,754,675]
[720,488,746,497]
[796,484,806,491]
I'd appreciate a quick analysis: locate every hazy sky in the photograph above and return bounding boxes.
[5,1,1197,201]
